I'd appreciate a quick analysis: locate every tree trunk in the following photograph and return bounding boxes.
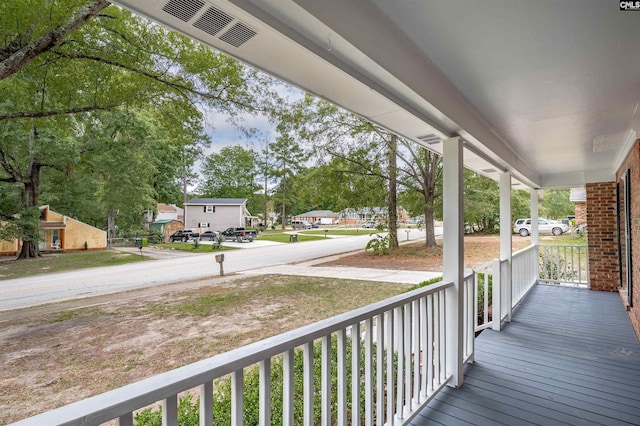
[388,134,398,248]
[107,210,116,244]
[17,126,43,259]
[423,204,438,248]
[281,202,286,230]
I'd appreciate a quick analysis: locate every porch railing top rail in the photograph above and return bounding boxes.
[13,280,454,426]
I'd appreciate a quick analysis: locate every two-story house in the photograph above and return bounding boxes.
[183,198,253,232]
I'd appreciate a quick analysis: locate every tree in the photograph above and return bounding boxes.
[199,145,261,213]
[269,133,307,229]
[464,170,500,233]
[289,96,442,247]
[395,141,442,247]
[541,189,573,219]
[0,0,275,258]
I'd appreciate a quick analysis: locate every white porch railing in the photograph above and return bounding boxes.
[512,245,539,306]
[12,279,482,426]
[471,244,540,332]
[539,244,588,287]
[473,261,495,332]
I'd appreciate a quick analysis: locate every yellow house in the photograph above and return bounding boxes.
[0,206,107,255]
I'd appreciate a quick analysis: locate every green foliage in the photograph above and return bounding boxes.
[134,336,396,425]
[476,272,493,322]
[0,250,148,280]
[192,238,200,249]
[404,276,443,292]
[511,189,532,220]
[198,146,260,210]
[365,233,390,255]
[464,170,500,233]
[134,394,199,426]
[213,235,225,249]
[0,0,278,257]
[540,189,574,219]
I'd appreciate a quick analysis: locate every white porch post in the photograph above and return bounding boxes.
[530,189,539,280]
[443,137,464,388]
[500,173,513,323]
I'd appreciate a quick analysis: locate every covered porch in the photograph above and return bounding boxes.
[413,284,640,425]
[9,1,640,424]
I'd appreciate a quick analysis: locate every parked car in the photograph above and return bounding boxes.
[311,221,320,228]
[291,220,312,229]
[362,222,376,228]
[513,218,569,237]
[200,230,220,240]
[221,227,257,242]
[169,230,199,242]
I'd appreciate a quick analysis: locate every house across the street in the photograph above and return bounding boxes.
[0,205,107,255]
[183,198,254,232]
[294,210,340,225]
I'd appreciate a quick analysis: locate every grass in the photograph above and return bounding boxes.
[1,274,408,425]
[0,250,149,280]
[257,233,325,243]
[153,242,236,252]
[302,229,381,236]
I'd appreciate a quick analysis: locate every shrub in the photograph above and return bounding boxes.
[365,234,390,255]
[192,238,200,249]
[404,276,443,292]
[134,336,397,425]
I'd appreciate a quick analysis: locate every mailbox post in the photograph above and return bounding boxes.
[215,253,225,276]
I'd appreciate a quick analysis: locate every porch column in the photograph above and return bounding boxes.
[530,189,539,246]
[530,190,539,282]
[500,173,513,323]
[443,136,464,388]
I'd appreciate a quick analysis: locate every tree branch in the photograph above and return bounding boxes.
[52,51,262,112]
[0,104,119,121]
[0,0,111,80]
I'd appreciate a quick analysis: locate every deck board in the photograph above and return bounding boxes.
[411,284,640,426]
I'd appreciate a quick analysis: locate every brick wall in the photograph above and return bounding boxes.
[586,182,619,292]
[574,201,587,225]
[615,141,640,340]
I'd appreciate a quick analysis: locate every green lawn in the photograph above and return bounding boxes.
[302,229,380,236]
[0,250,150,280]
[153,243,236,252]
[258,233,325,243]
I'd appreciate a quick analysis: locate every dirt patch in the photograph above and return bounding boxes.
[0,275,406,424]
[319,234,533,271]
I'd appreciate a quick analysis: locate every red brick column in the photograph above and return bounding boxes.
[586,182,619,292]
[574,201,587,226]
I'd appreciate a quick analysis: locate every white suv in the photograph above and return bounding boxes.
[513,218,569,237]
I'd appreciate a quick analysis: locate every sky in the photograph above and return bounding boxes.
[191,82,305,190]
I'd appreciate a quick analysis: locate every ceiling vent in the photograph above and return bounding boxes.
[219,22,257,47]
[417,134,440,145]
[193,6,233,37]
[162,0,204,22]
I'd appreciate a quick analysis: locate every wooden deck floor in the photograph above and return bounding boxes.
[411,284,640,426]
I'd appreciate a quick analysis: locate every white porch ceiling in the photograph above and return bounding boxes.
[112,0,640,189]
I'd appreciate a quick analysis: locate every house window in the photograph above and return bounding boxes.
[204,205,215,213]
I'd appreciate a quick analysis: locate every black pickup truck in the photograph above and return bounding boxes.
[221,227,257,242]
[169,230,200,242]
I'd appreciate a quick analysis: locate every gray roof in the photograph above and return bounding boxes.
[185,198,247,205]
[297,210,339,217]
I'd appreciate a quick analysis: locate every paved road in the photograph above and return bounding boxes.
[0,228,441,311]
